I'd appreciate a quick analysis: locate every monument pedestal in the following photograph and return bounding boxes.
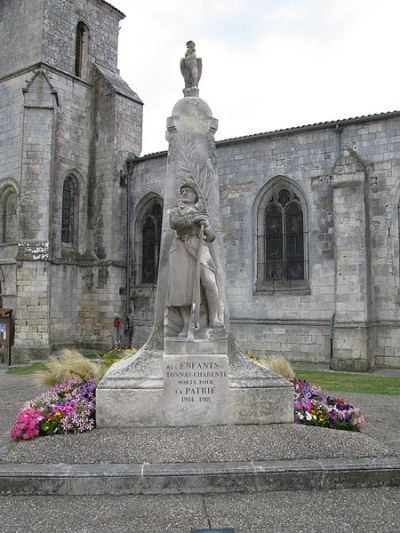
[96,340,294,428]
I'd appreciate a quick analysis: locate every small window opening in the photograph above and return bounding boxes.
[62,177,75,244]
[75,22,88,78]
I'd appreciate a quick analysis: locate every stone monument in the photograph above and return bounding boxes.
[96,43,293,427]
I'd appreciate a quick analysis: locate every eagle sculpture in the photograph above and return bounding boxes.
[180,41,202,89]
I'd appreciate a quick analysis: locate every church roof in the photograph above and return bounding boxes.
[138,109,400,160]
[95,64,143,104]
[217,110,400,147]
[97,0,125,18]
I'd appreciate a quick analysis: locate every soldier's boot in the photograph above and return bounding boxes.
[178,306,191,337]
[206,290,223,328]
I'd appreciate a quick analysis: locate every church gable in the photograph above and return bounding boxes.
[22,69,58,108]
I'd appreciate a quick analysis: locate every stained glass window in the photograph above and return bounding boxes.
[141,203,162,284]
[263,188,305,282]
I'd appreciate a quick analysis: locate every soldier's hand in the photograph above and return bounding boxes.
[195,214,208,225]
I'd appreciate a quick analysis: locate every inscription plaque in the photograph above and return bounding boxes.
[163,353,229,426]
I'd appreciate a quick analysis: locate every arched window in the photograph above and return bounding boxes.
[61,176,77,245]
[1,187,17,243]
[75,21,89,78]
[256,181,308,289]
[135,197,163,285]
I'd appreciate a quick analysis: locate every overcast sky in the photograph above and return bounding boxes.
[110,0,400,155]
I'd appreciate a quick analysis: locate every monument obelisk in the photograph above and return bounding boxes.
[96,43,293,427]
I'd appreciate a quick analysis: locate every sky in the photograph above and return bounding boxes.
[110,0,400,155]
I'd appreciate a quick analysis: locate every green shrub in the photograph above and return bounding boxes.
[101,347,137,368]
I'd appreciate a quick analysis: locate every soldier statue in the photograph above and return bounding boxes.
[167,183,222,337]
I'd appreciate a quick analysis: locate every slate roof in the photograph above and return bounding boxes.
[98,0,125,18]
[217,110,400,147]
[95,64,143,104]
[138,109,400,160]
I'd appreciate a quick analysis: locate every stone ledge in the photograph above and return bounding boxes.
[0,456,399,496]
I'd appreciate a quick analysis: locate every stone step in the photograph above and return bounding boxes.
[1,456,399,496]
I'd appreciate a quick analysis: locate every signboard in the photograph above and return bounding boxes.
[0,308,13,366]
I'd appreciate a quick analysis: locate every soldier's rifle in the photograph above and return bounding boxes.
[187,223,204,340]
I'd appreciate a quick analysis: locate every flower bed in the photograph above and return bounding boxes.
[291,378,366,431]
[10,375,366,441]
[10,379,96,441]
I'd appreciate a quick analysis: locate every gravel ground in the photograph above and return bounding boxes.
[1,366,399,465]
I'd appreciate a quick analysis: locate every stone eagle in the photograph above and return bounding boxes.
[180,41,202,89]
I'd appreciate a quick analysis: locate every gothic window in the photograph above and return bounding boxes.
[75,22,89,78]
[135,197,163,285]
[257,182,307,288]
[1,187,17,243]
[61,176,77,245]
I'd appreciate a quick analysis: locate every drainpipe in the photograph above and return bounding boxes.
[329,312,336,370]
[331,123,342,370]
[335,123,343,158]
[124,154,137,347]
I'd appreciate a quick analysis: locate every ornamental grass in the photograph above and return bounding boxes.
[34,348,104,386]
[256,355,296,380]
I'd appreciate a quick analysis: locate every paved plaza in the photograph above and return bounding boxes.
[0,365,399,532]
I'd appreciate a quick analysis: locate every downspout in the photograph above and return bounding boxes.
[335,123,343,158]
[331,124,342,369]
[329,312,335,370]
[125,154,137,347]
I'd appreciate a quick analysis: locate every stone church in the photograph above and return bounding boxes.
[1,0,400,371]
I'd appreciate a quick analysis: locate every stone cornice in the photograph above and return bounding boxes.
[0,62,92,87]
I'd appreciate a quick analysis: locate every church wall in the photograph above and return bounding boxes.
[131,155,166,344]
[133,114,400,368]
[0,0,142,360]
[111,94,143,260]
[338,118,400,368]
[216,129,336,364]
[46,72,140,351]
[0,0,44,78]
[42,0,122,77]
[49,263,124,351]
[0,76,25,187]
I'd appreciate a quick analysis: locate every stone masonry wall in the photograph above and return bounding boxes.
[0,0,44,78]
[49,262,125,350]
[133,113,400,368]
[14,260,50,360]
[42,0,122,78]
[131,155,166,343]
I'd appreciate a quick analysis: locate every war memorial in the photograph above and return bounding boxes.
[0,3,400,531]
[96,41,293,428]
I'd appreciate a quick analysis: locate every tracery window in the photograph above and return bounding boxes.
[75,21,89,78]
[61,176,77,245]
[257,183,307,288]
[135,197,163,285]
[1,187,17,243]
